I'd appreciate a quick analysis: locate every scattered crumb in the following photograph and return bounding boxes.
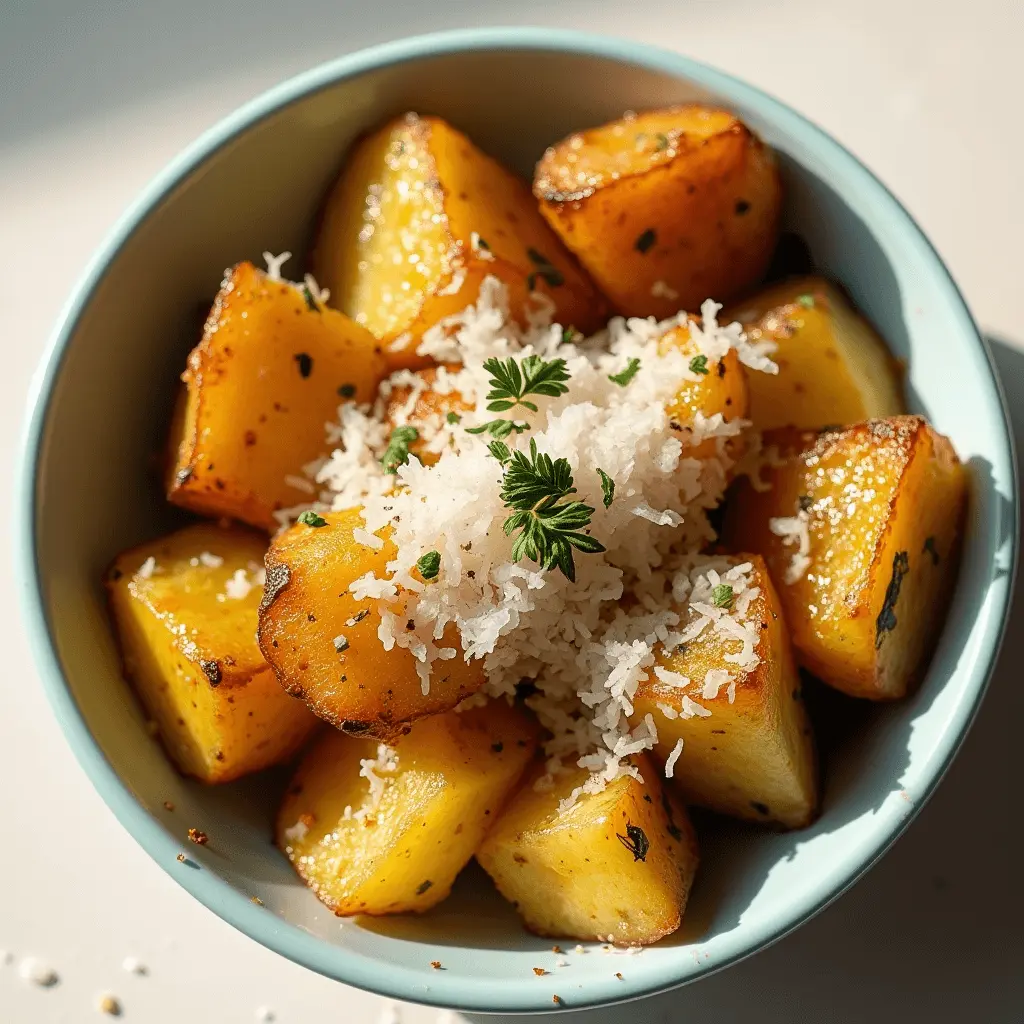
[551,945,563,954]
[97,993,122,1016]
[615,972,623,980]
[251,895,264,906]
[532,967,548,976]
[255,1008,275,1023]
[121,956,147,976]
[572,944,587,954]
[163,801,174,811]
[552,995,564,1006]
[18,957,59,987]
[430,960,443,970]
[176,853,186,863]
[187,828,208,845]
[555,959,570,968]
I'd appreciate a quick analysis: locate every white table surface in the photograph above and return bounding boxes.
[2,2,1022,1021]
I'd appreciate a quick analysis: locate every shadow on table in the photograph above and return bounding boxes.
[459,335,1023,1023]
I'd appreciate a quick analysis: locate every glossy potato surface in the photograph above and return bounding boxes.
[313,114,608,370]
[535,105,781,318]
[106,522,318,782]
[722,417,966,699]
[277,702,539,915]
[258,508,485,736]
[167,262,385,530]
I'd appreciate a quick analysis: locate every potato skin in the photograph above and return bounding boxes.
[477,755,698,946]
[276,703,540,916]
[313,114,608,371]
[167,262,386,530]
[258,508,485,736]
[632,554,818,829]
[535,105,781,318]
[722,417,966,699]
[105,522,319,782]
[724,276,904,432]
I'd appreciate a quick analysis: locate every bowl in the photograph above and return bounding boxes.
[18,27,1017,1014]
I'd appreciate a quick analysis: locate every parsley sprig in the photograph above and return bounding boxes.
[496,439,605,582]
[608,358,641,387]
[482,355,571,413]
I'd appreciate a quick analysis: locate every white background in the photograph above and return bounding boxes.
[2,2,1022,1021]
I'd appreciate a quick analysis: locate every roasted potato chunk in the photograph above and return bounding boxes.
[276,702,539,915]
[632,555,817,828]
[660,324,748,463]
[258,508,485,735]
[725,276,904,431]
[535,105,781,318]
[312,113,608,370]
[722,417,966,699]
[477,756,698,945]
[168,262,386,531]
[105,523,318,782]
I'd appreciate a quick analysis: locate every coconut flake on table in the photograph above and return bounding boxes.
[286,276,774,806]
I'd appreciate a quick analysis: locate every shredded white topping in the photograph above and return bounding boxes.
[136,556,157,579]
[664,738,684,778]
[770,504,812,583]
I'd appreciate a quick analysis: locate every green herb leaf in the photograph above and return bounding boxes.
[525,248,565,289]
[482,355,570,413]
[338,383,357,399]
[797,294,815,309]
[635,228,657,254]
[381,425,419,474]
[416,550,441,580]
[711,583,734,608]
[497,438,605,582]
[297,510,328,528]
[302,286,319,312]
[465,418,529,439]
[689,354,709,376]
[561,326,581,346]
[608,357,641,387]
[654,132,670,152]
[488,440,512,464]
[597,468,615,508]
[445,411,461,425]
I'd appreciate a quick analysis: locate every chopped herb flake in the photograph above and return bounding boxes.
[525,248,565,289]
[689,354,709,375]
[654,132,670,151]
[608,358,641,387]
[302,285,319,312]
[416,551,441,580]
[735,199,751,215]
[446,411,461,424]
[797,494,813,513]
[923,536,940,565]
[297,510,327,528]
[338,383,357,399]
[294,352,313,378]
[635,228,657,254]
[381,425,419,474]
[465,418,530,439]
[561,326,580,346]
[875,551,910,648]
[712,584,734,608]
[416,879,433,895]
[797,294,815,309]
[597,469,615,508]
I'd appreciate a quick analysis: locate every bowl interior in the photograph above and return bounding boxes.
[24,32,1016,1013]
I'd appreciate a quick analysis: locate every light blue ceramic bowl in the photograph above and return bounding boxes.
[18,27,1017,1014]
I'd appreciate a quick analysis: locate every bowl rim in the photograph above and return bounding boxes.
[16,25,1018,1015]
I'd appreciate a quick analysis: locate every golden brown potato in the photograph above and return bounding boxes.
[105,523,319,782]
[722,417,966,699]
[632,554,817,828]
[660,323,749,463]
[167,262,386,531]
[276,702,540,915]
[534,105,781,318]
[258,508,485,736]
[312,113,609,371]
[382,367,472,466]
[476,755,699,945]
[725,276,904,432]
